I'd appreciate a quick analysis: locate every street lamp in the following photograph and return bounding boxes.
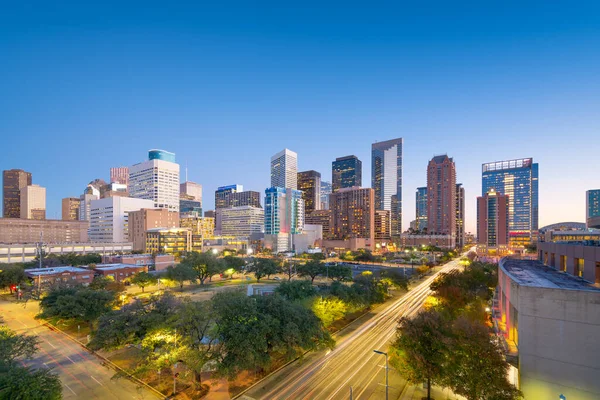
[212,248,218,255]
[373,350,389,400]
[247,248,253,255]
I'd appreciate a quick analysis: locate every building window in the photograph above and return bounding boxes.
[595,262,600,285]
[560,255,567,272]
[574,258,584,278]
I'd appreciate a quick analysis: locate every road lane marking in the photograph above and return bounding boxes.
[45,340,57,349]
[91,376,104,386]
[63,383,77,395]
[66,355,76,363]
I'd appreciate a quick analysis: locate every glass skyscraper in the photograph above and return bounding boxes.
[332,155,362,192]
[415,187,428,232]
[482,158,539,247]
[372,138,403,236]
[587,189,600,229]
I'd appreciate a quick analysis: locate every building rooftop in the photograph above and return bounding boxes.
[500,258,600,291]
[93,263,145,271]
[25,266,89,275]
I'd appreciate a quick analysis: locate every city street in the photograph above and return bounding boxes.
[243,257,463,400]
[0,299,162,399]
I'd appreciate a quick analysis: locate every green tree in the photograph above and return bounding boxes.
[88,275,125,293]
[248,258,278,282]
[165,263,197,289]
[129,271,157,293]
[222,256,246,275]
[311,296,347,327]
[352,273,390,304]
[38,287,116,329]
[309,252,326,261]
[0,265,27,294]
[389,310,450,400]
[327,264,353,282]
[279,260,297,281]
[297,261,325,284]
[181,252,223,285]
[275,280,317,301]
[0,324,38,365]
[379,269,409,291]
[0,364,62,400]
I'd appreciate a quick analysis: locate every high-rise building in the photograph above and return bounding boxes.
[332,155,362,192]
[330,187,375,241]
[3,169,32,218]
[129,150,180,212]
[586,190,600,229]
[179,196,202,218]
[271,149,298,190]
[110,167,129,187]
[215,185,244,209]
[180,216,215,238]
[204,210,215,219]
[415,187,428,232]
[180,181,202,203]
[375,210,391,241]
[20,185,46,220]
[477,189,509,253]
[214,185,261,233]
[220,206,264,237]
[320,181,332,210]
[298,170,321,213]
[62,197,81,221]
[372,138,403,236]
[482,158,539,247]
[89,197,154,243]
[305,210,332,239]
[427,155,456,237]
[456,183,465,248]
[79,193,98,222]
[264,187,304,252]
[100,182,128,198]
[128,208,180,251]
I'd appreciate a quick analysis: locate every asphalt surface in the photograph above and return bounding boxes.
[0,300,162,399]
[243,257,463,400]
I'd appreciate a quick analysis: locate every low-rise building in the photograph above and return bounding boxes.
[25,266,94,287]
[399,234,456,249]
[146,228,202,258]
[180,216,215,238]
[101,253,175,272]
[0,242,132,264]
[128,208,179,251]
[92,263,147,282]
[537,241,600,283]
[0,218,89,244]
[203,236,249,253]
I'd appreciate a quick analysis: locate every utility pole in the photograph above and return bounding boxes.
[373,350,389,400]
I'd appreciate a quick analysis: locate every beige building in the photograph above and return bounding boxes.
[20,184,46,220]
[305,210,332,239]
[375,209,391,241]
[62,197,81,221]
[537,241,600,283]
[220,206,264,237]
[330,187,374,241]
[180,216,215,238]
[0,218,89,244]
[128,208,179,251]
[399,234,456,249]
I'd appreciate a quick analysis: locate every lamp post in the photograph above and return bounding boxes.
[373,350,389,400]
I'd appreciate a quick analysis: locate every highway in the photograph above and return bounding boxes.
[244,257,462,400]
[0,299,162,399]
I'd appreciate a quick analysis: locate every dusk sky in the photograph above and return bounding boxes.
[1,2,599,233]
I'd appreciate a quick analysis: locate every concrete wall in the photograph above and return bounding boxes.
[538,242,600,283]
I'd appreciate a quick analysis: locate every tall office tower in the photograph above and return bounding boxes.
[415,187,428,232]
[375,210,391,241]
[110,167,129,186]
[128,208,179,251]
[271,149,298,190]
[332,155,362,192]
[297,170,322,213]
[62,197,81,221]
[228,191,261,208]
[587,189,600,229]
[100,182,128,198]
[129,149,180,212]
[220,206,265,237]
[20,185,46,220]
[477,189,509,251]
[89,196,155,243]
[179,195,202,218]
[3,169,32,218]
[372,138,403,236]
[215,185,243,209]
[320,181,332,210]
[305,210,332,239]
[330,187,375,241]
[427,155,457,236]
[264,187,305,252]
[180,181,202,203]
[482,158,539,247]
[456,183,465,248]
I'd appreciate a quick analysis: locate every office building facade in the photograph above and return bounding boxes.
[180,196,202,218]
[372,138,403,236]
[128,208,179,251]
[375,210,391,241]
[587,189,600,229]
[3,169,32,218]
[482,158,539,247]
[146,228,202,258]
[320,181,332,210]
[298,170,321,213]
[305,210,332,239]
[415,187,428,232]
[330,187,375,241]
[215,185,244,209]
[264,187,305,252]
[0,218,89,244]
[271,148,298,190]
[332,155,362,192]
[129,150,180,212]
[180,181,202,203]
[89,197,154,243]
[62,197,81,221]
[20,184,46,220]
[180,216,215,238]
[110,167,129,186]
[427,155,456,236]
[220,206,264,237]
[456,183,465,248]
[477,189,509,255]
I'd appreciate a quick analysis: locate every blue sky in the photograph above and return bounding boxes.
[1,2,599,233]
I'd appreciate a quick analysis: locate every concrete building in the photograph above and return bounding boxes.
[399,234,456,249]
[537,241,600,283]
[271,148,298,190]
[0,242,131,264]
[180,215,215,238]
[204,210,215,219]
[62,197,81,221]
[297,170,321,213]
[293,224,323,254]
[129,149,180,212]
[587,189,600,229]
[477,189,509,257]
[0,218,88,244]
[128,208,179,251]
[89,197,155,243]
[496,258,600,400]
[146,228,202,258]
[110,166,129,187]
[427,155,456,237]
[3,169,32,218]
[179,195,202,218]
[25,266,94,288]
[100,182,128,198]
[220,206,264,237]
[102,254,175,272]
[92,263,147,283]
[79,193,98,222]
[203,236,250,253]
[332,155,362,192]
[20,184,46,220]
[375,210,391,241]
[415,187,428,232]
[330,187,375,244]
[320,181,332,210]
[180,181,202,203]
[305,210,332,239]
[215,185,243,209]
[456,183,465,248]
[482,158,539,247]
[264,187,305,253]
[372,138,403,236]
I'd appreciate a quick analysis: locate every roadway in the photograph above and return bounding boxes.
[243,257,463,400]
[0,299,162,399]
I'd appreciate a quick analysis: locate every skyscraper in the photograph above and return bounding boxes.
[330,187,375,241]
[477,189,509,252]
[297,170,321,213]
[332,155,362,192]
[415,187,428,232]
[62,197,81,221]
[271,149,298,190]
[20,184,46,220]
[129,149,180,212]
[320,181,332,210]
[372,138,403,236]
[456,183,465,248]
[180,181,202,203]
[3,169,32,218]
[220,206,265,237]
[110,167,129,187]
[427,155,456,236]
[89,196,155,243]
[375,210,391,241]
[587,189,600,229]
[264,187,304,252]
[215,185,243,209]
[482,158,539,247]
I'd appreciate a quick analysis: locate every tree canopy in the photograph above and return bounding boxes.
[165,263,197,289]
[297,261,325,284]
[129,271,157,292]
[180,252,224,285]
[248,258,278,282]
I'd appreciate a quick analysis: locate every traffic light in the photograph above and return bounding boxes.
[10,284,16,291]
